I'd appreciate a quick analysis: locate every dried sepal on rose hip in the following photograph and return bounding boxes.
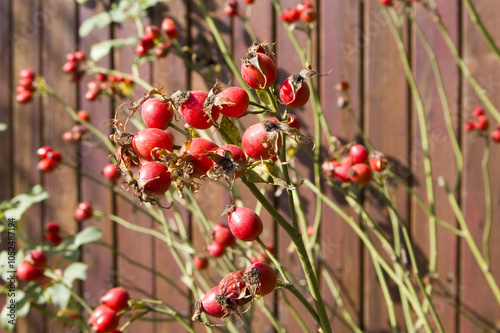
[207,144,247,188]
[243,262,277,296]
[169,88,220,130]
[217,270,252,311]
[369,151,388,173]
[248,41,277,64]
[240,51,277,90]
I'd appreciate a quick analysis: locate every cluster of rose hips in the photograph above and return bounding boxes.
[322,144,387,185]
[135,18,178,58]
[90,287,130,332]
[45,221,63,246]
[281,0,317,23]
[17,249,48,282]
[85,73,134,101]
[62,50,86,82]
[62,110,90,144]
[74,202,93,221]
[16,69,36,104]
[37,146,62,173]
[194,262,277,322]
[464,106,500,142]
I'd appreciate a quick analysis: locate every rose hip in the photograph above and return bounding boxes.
[179,138,218,177]
[242,123,281,160]
[241,52,277,90]
[101,287,130,312]
[227,206,263,242]
[132,128,174,161]
[180,91,220,129]
[136,162,172,196]
[141,98,174,129]
[216,87,250,118]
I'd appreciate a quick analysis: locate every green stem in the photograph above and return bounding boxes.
[383,4,437,304]
[481,139,492,268]
[440,178,500,306]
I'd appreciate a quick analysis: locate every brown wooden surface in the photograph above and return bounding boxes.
[3,0,500,332]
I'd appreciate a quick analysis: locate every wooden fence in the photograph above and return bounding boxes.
[1,0,500,332]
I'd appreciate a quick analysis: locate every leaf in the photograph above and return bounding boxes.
[79,12,113,37]
[63,263,88,284]
[245,162,295,189]
[4,185,49,221]
[90,37,138,62]
[0,123,7,131]
[256,89,272,106]
[71,227,102,249]
[46,284,71,310]
[219,116,241,145]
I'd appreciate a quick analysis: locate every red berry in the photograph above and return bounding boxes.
[45,233,62,246]
[215,144,247,178]
[135,43,148,56]
[179,91,220,129]
[74,51,86,61]
[132,128,174,161]
[242,123,281,160]
[241,52,277,90]
[136,162,172,196]
[85,90,98,101]
[218,270,250,306]
[349,144,369,164]
[16,90,32,104]
[27,249,47,270]
[46,222,60,234]
[464,121,474,131]
[213,224,236,247]
[161,18,179,39]
[62,131,76,143]
[227,207,263,242]
[279,76,310,108]
[90,305,119,333]
[145,25,161,40]
[75,202,92,220]
[17,85,34,94]
[224,3,238,16]
[38,158,58,173]
[201,286,226,318]
[380,0,392,5]
[179,138,218,177]
[250,253,266,264]
[334,163,351,182]
[18,77,35,89]
[287,114,301,130]
[17,262,43,281]
[141,36,155,50]
[281,7,300,22]
[102,163,121,181]
[62,61,77,73]
[49,150,62,163]
[245,0,254,3]
[101,287,130,312]
[349,163,372,184]
[474,115,489,131]
[77,110,90,122]
[369,152,388,172]
[19,69,35,80]
[472,106,484,117]
[300,7,316,22]
[141,98,174,129]
[96,73,107,82]
[216,87,250,118]
[193,255,208,270]
[207,242,225,257]
[244,262,276,296]
[491,129,500,142]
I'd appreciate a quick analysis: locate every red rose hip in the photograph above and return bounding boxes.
[141,98,174,130]
[227,206,263,242]
[136,162,172,196]
[132,128,174,161]
[101,287,130,312]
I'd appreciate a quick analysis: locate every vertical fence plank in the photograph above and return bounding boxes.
[11,1,45,332]
[151,1,192,330]
[78,1,115,314]
[412,2,460,331]
[319,0,363,331]
[363,3,409,331]
[461,0,500,331]
[40,0,79,331]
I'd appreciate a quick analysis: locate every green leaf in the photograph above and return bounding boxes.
[4,185,49,221]
[245,162,295,189]
[79,12,113,37]
[219,116,241,145]
[46,283,71,310]
[90,37,138,62]
[0,123,7,131]
[256,89,272,106]
[63,263,87,284]
[69,227,102,250]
